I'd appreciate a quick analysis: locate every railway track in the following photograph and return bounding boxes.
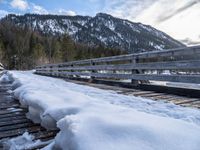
[0,83,58,150]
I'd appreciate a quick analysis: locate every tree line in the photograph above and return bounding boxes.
[0,20,126,70]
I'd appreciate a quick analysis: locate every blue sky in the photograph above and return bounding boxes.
[0,0,105,16]
[0,0,200,45]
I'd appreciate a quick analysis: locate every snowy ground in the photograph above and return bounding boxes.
[1,71,200,150]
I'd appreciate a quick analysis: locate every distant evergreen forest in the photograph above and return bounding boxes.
[0,21,126,70]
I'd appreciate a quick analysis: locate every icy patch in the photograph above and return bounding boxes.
[0,71,14,84]
[1,132,51,150]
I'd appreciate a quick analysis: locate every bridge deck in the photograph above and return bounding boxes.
[0,83,58,150]
[65,78,200,109]
[0,76,200,149]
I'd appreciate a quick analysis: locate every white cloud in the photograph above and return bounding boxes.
[103,0,154,20]
[135,0,200,45]
[58,9,76,16]
[10,0,29,11]
[32,3,48,14]
[0,10,9,18]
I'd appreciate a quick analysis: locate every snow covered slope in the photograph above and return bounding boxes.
[3,71,200,150]
[1,13,185,53]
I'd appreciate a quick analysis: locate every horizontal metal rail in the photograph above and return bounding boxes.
[36,45,200,68]
[37,60,200,71]
[37,71,200,84]
[35,45,200,85]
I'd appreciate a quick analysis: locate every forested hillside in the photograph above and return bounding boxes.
[0,20,125,70]
[3,13,185,53]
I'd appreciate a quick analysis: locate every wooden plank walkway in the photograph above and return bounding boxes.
[0,83,58,150]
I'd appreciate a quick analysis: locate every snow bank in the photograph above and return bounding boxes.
[0,71,14,84]
[55,106,200,150]
[6,71,200,150]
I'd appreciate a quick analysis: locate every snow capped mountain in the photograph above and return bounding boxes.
[2,13,185,53]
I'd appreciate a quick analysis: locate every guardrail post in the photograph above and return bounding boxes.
[35,45,200,85]
[69,64,74,78]
[90,60,96,81]
[49,66,53,76]
[131,56,139,85]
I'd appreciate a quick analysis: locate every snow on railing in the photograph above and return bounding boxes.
[0,63,4,71]
[35,45,200,84]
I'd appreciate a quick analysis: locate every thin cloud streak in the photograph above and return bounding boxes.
[156,0,198,23]
[102,0,200,45]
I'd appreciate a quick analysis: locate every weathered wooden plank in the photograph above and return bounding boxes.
[0,122,33,132]
[130,91,155,96]
[0,104,20,110]
[0,118,31,127]
[37,60,200,71]
[37,71,200,84]
[0,109,25,116]
[180,101,200,107]
[0,97,19,105]
[141,93,165,98]
[0,83,59,148]
[0,126,44,139]
[169,98,195,104]
[0,112,26,119]
[175,99,199,105]
[0,115,26,122]
[34,130,58,140]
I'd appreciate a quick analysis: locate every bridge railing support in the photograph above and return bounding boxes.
[35,45,200,85]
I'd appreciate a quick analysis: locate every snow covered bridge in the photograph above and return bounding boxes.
[0,46,200,149]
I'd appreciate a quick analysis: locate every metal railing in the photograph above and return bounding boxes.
[35,45,200,84]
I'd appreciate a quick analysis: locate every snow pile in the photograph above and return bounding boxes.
[1,132,51,150]
[55,108,200,150]
[0,71,14,84]
[6,71,200,150]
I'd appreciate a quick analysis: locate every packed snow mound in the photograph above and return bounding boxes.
[6,71,200,150]
[55,106,200,150]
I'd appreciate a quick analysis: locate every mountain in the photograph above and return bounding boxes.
[1,13,185,53]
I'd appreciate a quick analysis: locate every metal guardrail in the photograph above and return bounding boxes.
[35,45,200,84]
